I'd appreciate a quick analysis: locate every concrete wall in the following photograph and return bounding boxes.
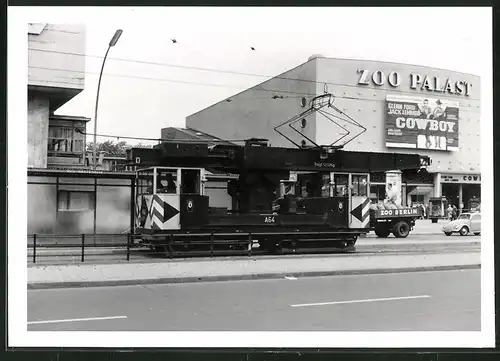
[28,24,87,169]
[27,94,50,168]
[28,23,86,91]
[186,59,319,148]
[96,179,132,234]
[314,58,481,174]
[27,175,133,236]
[27,178,57,234]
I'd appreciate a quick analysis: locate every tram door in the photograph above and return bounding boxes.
[330,172,370,229]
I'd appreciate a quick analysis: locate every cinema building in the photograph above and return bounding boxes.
[185,55,481,211]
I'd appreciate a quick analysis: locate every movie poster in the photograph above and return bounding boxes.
[385,94,459,151]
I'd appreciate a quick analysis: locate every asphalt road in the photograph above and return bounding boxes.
[28,234,481,266]
[28,269,480,332]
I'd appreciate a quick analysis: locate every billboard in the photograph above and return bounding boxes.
[385,94,459,151]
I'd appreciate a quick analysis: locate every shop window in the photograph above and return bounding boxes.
[48,126,84,154]
[411,195,425,203]
[58,191,95,211]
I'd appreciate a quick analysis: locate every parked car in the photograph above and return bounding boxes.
[442,212,481,236]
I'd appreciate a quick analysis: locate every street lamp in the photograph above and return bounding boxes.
[93,29,123,170]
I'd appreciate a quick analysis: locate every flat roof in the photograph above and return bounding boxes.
[28,168,135,179]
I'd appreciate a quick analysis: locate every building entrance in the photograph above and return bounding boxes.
[441,183,460,208]
[462,184,480,210]
[440,173,481,213]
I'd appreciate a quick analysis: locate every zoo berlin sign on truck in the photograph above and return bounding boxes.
[385,94,459,152]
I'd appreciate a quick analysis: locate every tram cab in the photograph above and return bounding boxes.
[275,170,371,229]
[135,166,208,232]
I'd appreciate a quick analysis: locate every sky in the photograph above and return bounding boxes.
[41,7,492,147]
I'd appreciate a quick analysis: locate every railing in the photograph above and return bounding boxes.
[27,233,254,265]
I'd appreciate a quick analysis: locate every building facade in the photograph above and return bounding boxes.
[27,24,135,238]
[186,56,481,211]
[28,23,89,169]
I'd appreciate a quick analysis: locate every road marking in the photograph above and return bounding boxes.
[28,315,128,325]
[290,295,431,308]
[285,276,298,280]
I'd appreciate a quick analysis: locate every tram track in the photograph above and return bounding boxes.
[28,238,480,266]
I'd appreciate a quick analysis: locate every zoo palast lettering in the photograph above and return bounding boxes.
[357,69,472,96]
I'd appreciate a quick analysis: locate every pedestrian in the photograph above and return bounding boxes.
[447,205,453,221]
[420,203,426,219]
[452,205,458,220]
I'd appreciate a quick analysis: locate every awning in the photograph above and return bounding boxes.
[407,186,433,196]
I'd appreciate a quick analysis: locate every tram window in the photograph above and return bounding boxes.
[334,174,348,196]
[181,169,201,194]
[137,172,153,195]
[352,175,368,197]
[321,174,330,197]
[156,169,177,194]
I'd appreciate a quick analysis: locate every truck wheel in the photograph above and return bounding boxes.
[459,226,469,236]
[374,226,391,238]
[393,221,410,238]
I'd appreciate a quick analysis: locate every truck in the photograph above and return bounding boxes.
[369,203,422,238]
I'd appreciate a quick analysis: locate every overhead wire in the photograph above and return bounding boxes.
[28,65,318,98]
[28,47,480,101]
[29,47,344,88]
[28,65,400,103]
[30,47,482,101]
[76,129,260,144]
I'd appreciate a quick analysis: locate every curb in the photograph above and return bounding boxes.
[27,263,481,290]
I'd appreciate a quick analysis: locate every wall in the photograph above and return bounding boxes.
[27,177,57,234]
[96,178,132,234]
[186,59,319,148]
[27,94,50,168]
[314,58,481,174]
[28,175,133,237]
[28,23,86,92]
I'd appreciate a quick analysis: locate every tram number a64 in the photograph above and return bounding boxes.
[264,216,276,224]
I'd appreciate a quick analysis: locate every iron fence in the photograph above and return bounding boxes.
[27,233,254,265]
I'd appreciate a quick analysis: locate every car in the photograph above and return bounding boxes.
[442,212,481,236]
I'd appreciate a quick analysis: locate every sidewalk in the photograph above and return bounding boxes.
[28,251,480,290]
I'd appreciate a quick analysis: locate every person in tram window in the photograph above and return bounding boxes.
[157,173,177,194]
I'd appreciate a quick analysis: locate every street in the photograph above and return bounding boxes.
[28,269,480,332]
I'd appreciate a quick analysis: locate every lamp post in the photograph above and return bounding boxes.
[93,29,123,170]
